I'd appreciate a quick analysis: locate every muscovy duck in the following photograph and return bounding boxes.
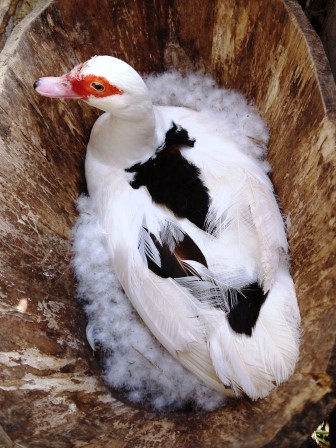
[34,56,300,399]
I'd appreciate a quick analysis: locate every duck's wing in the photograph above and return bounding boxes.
[244,167,289,291]
[201,155,289,293]
[112,223,233,395]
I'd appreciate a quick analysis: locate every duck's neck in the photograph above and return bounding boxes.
[88,104,160,169]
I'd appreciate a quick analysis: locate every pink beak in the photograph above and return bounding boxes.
[34,75,81,99]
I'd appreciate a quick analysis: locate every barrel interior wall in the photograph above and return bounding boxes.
[40,0,169,75]
[0,0,335,447]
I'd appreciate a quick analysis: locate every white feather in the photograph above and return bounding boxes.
[245,170,289,291]
[138,224,161,268]
[159,220,185,251]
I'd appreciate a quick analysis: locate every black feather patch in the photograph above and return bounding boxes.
[143,228,208,279]
[126,123,210,230]
[227,283,268,336]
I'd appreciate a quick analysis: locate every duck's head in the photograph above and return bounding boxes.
[34,56,152,119]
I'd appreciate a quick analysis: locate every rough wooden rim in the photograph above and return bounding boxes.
[283,0,336,118]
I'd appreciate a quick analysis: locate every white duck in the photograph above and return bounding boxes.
[34,56,300,399]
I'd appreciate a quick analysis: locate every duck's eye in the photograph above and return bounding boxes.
[91,82,105,91]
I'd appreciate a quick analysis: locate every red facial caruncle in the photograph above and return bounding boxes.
[34,62,124,100]
[68,72,124,99]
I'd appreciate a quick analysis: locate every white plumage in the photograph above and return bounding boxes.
[35,56,301,406]
[73,194,225,410]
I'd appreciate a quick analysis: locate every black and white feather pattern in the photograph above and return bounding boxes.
[71,65,300,409]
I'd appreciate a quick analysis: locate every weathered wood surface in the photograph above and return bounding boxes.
[0,0,39,51]
[0,0,335,447]
[0,0,21,50]
[322,0,336,80]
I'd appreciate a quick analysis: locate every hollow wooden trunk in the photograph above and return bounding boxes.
[0,1,335,446]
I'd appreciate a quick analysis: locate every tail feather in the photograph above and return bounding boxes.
[208,267,300,399]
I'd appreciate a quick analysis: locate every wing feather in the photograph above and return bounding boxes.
[245,169,288,291]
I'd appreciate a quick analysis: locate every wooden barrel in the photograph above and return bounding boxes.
[0,1,335,446]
